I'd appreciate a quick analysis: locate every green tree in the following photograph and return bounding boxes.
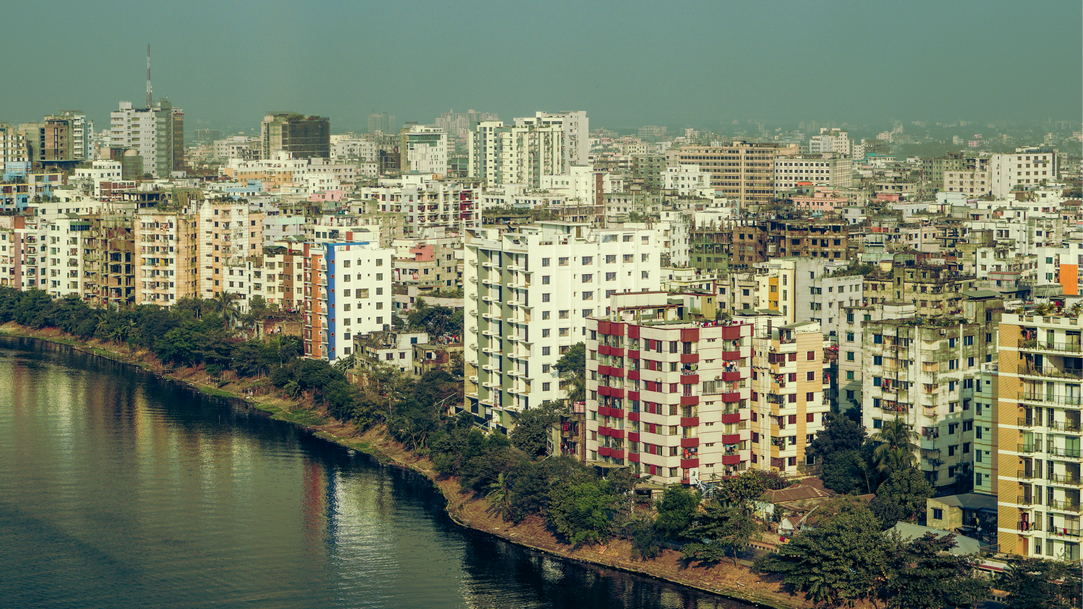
[820,450,874,495]
[883,533,989,609]
[509,401,562,457]
[869,467,934,529]
[871,418,919,474]
[626,514,662,561]
[756,506,891,608]
[654,484,701,539]
[716,470,768,509]
[554,342,586,403]
[547,476,621,546]
[682,502,760,566]
[1000,557,1082,609]
[808,413,867,460]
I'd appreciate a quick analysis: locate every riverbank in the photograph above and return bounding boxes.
[0,323,807,609]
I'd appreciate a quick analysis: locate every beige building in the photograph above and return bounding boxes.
[748,319,829,475]
[134,208,200,304]
[670,141,798,210]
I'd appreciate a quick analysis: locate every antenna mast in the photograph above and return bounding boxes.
[146,44,153,108]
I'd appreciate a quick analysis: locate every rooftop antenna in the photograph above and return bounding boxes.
[146,44,153,108]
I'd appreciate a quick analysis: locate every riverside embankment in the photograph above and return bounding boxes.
[0,323,806,609]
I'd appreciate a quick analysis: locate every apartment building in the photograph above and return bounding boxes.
[400,125,448,175]
[40,216,89,298]
[670,141,799,210]
[585,297,753,484]
[464,223,661,429]
[774,154,853,193]
[197,201,264,300]
[302,241,393,362]
[862,319,985,488]
[991,313,1082,562]
[261,113,330,160]
[110,100,183,178]
[360,175,477,237]
[990,147,1057,198]
[134,208,200,304]
[749,319,829,475]
[663,165,710,196]
[83,214,136,308]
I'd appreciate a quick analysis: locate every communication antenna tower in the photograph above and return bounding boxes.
[146,44,153,108]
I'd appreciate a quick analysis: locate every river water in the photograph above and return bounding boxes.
[0,337,758,609]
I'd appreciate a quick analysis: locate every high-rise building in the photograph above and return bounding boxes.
[0,123,29,165]
[515,111,589,167]
[110,100,184,178]
[468,119,567,188]
[749,318,829,476]
[134,207,200,304]
[399,125,448,175]
[368,112,396,134]
[987,313,1082,562]
[261,113,330,160]
[585,298,753,484]
[670,141,799,211]
[464,223,662,429]
[989,147,1057,198]
[302,241,393,363]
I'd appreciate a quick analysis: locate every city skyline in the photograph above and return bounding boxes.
[2,0,1079,133]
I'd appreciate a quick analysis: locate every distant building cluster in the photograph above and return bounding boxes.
[2,88,1082,564]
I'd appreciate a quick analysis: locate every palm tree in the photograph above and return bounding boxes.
[283,380,302,399]
[486,472,514,521]
[871,418,919,474]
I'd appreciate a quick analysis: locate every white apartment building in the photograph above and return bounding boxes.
[109,100,182,178]
[990,147,1058,198]
[134,207,200,305]
[402,125,448,175]
[469,112,588,188]
[516,111,589,167]
[808,128,851,156]
[361,175,478,237]
[330,135,377,162]
[303,241,393,362]
[774,155,854,193]
[465,223,661,429]
[663,165,710,196]
[73,161,124,197]
[40,216,89,299]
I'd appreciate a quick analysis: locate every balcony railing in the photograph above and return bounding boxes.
[1049,447,1082,459]
[1019,338,1083,354]
[1047,526,1082,538]
[1019,392,1083,406]
[1017,443,1040,454]
[1048,473,1083,486]
[1021,364,1083,380]
[1050,421,1083,433]
[1047,499,1081,512]
[1018,520,1043,532]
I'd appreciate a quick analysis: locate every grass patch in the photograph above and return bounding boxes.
[276,408,327,427]
[195,386,236,399]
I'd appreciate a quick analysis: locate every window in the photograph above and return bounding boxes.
[542,364,551,373]
[846,389,855,399]
[623,254,633,263]
[542,257,551,267]
[542,275,550,285]
[846,351,854,361]
[807,371,815,381]
[542,311,551,320]
[605,272,616,281]
[846,371,854,380]
[542,293,551,302]
[846,332,854,342]
[874,355,882,366]
[806,413,815,423]
[807,351,815,361]
[641,271,649,279]
[873,334,882,344]
[542,329,550,337]
[558,257,569,266]
[542,346,551,356]
[606,255,616,263]
[932,508,943,520]
[582,256,593,265]
[559,310,569,319]
[542,382,551,391]
[806,392,814,401]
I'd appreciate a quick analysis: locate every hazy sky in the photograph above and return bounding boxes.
[5,0,1080,133]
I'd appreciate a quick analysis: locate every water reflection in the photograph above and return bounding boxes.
[0,337,755,609]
